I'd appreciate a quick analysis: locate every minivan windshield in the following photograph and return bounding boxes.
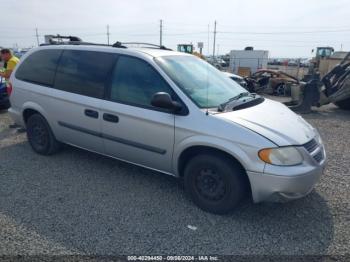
[155,55,247,108]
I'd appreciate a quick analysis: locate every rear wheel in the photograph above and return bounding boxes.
[335,98,350,110]
[184,154,247,214]
[26,114,61,155]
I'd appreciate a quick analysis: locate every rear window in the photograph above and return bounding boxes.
[54,50,117,99]
[15,49,62,86]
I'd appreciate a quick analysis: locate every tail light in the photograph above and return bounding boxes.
[6,82,13,96]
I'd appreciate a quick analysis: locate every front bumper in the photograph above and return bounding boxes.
[247,144,326,203]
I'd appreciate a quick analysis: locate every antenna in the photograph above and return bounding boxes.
[212,20,217,59]
[107,25,110,45]
[206,60,209,116]
[160,19,163,46]
[35,28,40,46]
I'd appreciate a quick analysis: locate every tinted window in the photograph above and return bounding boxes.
[110,56,173,107]
[54,50,116,99]
[15,49,62,86]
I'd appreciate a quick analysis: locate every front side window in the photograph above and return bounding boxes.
[155,55,247,108]
[15,49,62,86]
[54,50,116,99]
[109,56,174,107]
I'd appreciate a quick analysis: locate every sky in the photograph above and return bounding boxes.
[0,0,349,58]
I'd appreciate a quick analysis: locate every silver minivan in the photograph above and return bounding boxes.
[8,43,326,214]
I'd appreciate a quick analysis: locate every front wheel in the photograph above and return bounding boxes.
[26,114,61,155]
[184,154,247,214]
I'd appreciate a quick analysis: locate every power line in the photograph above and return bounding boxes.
[218,29,350,35]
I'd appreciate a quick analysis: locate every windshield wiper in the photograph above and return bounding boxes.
[218,92,264,112]
[218,92,251,111]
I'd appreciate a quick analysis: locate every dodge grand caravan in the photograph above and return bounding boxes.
[8,43,326,214]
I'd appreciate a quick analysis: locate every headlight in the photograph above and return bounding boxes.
[258,147,303,166]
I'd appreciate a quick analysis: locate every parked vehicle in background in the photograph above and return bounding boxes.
[8,39,326,214]
[288,60,298,67]
[300,58,311,68]
[245,69,302,96]
[222,71,247,88]
[0,76,10,109]
[13,50,29,58]
[206,57,227,69]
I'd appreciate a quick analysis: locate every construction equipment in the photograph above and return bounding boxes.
[177,44,205,59]
[285,51,350,112]
[306,47,334,77]
[177,44,194,54]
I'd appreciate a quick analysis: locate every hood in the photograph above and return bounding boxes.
[214,99,315,146]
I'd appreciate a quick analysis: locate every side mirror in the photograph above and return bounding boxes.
[151,92,182,112]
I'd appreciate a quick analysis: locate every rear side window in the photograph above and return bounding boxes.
[15,49,62,86]
[110,56,174,107]
[54,50,116,99]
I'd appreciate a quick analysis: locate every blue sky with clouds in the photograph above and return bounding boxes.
[1,0,349,57]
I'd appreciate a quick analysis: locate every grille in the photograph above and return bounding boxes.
[303,139,318,153]
[313,150,324,163]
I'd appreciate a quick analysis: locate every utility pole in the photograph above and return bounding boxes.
[107,25,110,45]
[296,58,301,80]
[160,19,163,46]
[35,28,39,46]
[212,21,217,59]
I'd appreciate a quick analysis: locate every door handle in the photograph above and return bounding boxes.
[103,113,119,123]
[84,109,99,119]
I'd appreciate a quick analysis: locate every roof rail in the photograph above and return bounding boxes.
[41,35,172,50]
[114,42,172,50]
[40,41,110,47]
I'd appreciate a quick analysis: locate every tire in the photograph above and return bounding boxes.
[275,83,286,96]
[184,153,247,214]
[335,98,350,110]
[26,114,61,155]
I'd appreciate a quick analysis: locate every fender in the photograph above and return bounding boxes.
[21,101,53,127]
[172,135,269,176]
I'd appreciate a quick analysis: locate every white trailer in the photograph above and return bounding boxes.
[229,49,269,76]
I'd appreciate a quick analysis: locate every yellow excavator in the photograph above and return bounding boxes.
[177,44,205,59]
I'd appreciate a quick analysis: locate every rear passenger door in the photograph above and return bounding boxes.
[100,55,176,173]
[49,49,117,153]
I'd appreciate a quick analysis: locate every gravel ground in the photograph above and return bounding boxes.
[0,104,349,258]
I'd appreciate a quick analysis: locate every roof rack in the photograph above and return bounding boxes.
[114,42,172,50]
[42,34,83,45]
[41,35,172,50]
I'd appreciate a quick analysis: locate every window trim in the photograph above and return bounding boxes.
[105,54,189,116]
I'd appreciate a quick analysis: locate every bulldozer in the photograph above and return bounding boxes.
[285,50,350,112]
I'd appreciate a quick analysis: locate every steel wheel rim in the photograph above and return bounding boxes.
[195,168,226,201]
[31,123,48,148]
